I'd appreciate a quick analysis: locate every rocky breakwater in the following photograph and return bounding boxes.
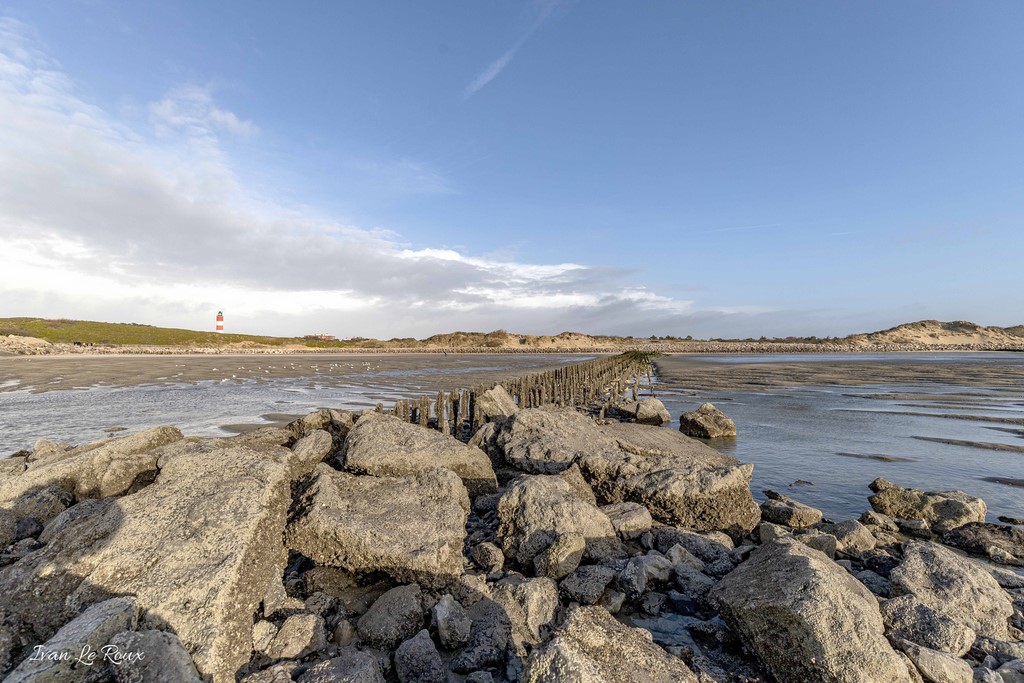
[0,396,1021,682]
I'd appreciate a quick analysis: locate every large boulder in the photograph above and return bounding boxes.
[634,398,672,426]
[286,464,468,587]
[942,523,1024,566]
[678,403,736,438]
[342,411,497,495]
[0,426,182,511]
[356,584,425,651]
[709,538,917,683]
[488,407,623,474]
[0,440,294,682]
[868,479,986,533]
[594,422,737,466]
[577,451,760,538]
[880,594,976,657]
[497,474,619,567]
[522,605,699,682]
[475,384,519,422]
[889,541,1014,640]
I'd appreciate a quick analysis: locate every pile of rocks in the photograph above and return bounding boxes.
[0,396,1021,682]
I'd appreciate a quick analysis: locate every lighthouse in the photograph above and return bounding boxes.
[216,311,224,333]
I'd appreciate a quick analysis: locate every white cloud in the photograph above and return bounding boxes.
[0,16,762,339]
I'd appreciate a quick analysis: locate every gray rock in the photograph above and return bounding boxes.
[492,574,559,643]
[795,528,838,558]
[356,584,424,650]
[0,508,16,548]
[243,663,298,683]
[475,384,519,422]
[855,569,892,597]
[600,502,653,540]
[944,523,1024,566]
[822,519,877,555]
[0,426,182,511]
[869,479,987,533]
[342,411,497,496]
[595,421,737,466]
[395,629,446,683]
[556,463,598,506]
[5,597,139,683]
[634,398,672,425]
[616,557,649,601]
[107,629,203,683]
[471,541,505,572]
[451,597,513,674]
[3,483,74,523]
[0,440,294,683]
[709,538,916,683]
[38,498,113,545]
[560,565,617,605]
[287,430,334,479]
[287,408,354,453]
[760,490,823,528]
[890,542,1014,640]
[253,620,278,653]
[265,614,327,659]
[432,594,471,650]
[895,639,973,683]
[465,673,494,683]
[678,403,736,438]
[533,532,585,579]
[673,564,716,603]
[881,594,976,656]
[295,648,385,683]
[286,465,468,587]
[522,605,699,682]
[650,527,735,574]
[861,510,901,532]
[577,451,760,538]
[490,407,623,474]
[497,474,618,567]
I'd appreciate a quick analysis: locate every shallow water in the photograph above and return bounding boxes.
[655,353,1024,521]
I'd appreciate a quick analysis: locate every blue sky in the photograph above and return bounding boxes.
[1,1,1021,338]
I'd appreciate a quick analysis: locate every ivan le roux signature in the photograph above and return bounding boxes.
[28,644,145,666]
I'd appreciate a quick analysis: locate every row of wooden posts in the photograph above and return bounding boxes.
[375,352,656,438]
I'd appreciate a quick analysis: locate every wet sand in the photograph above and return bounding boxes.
[0,353,589,395]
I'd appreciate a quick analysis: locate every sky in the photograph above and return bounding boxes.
[1,1,1022,339]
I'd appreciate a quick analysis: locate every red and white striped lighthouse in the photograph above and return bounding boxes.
[216,311,224,333]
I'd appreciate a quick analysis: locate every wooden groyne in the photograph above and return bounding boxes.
[381,351,657,437]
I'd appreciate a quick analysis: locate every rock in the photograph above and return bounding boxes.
[295,648,385,683]
[595,422,737,466]
[943,523,1024,566]
[465,673,494,683]
[557,463,598,506]
[0,427,182,513]
[650,527,735,574]
[0,440,294,682]
[560,565,617,605]
[616,557,649,601]
[881,595,977,656]
[475,384,520,422]
[497,474,618,567]
[673,564,716,603]
[492,574,559,643]
[533,532,585,579]
[634,398,672,425]
[678,403,736,439]
[601,502,653,540]
[253,620,278,653]
[4,597,137,683]
[868,479,986,533]
[38,498,112,545]
[522,605,699,682]
[356,584,424,650]
[287,430,334,478]
[341,411,497,496]
[243,663,298,683]
[855,569,892,597]
[821,519,877,555]
[451,597,513,674]
[666,544,705,571]
[286,465,468,587]
[265,614,327,659]
[472,541,505,572]
[896,640,974,683]
[489,406,624,474]
[795,528,838,559]
[395,629,446,683]
[760,490,823,528]
[2,483,74,524]
[0,508,15,548]
[12,517,39,542]
[862,509,901,532]
[332,620,355,646]
[577,451,760,538]
[759,521,791,544]
[890,542,1014,640]
[107,629,203,682]
[287,408,354,453]
[709,538,916,683]
[432,594,471,650]
[987,566,1024,590]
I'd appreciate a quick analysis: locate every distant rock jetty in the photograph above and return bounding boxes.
[0,364,1022,682]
